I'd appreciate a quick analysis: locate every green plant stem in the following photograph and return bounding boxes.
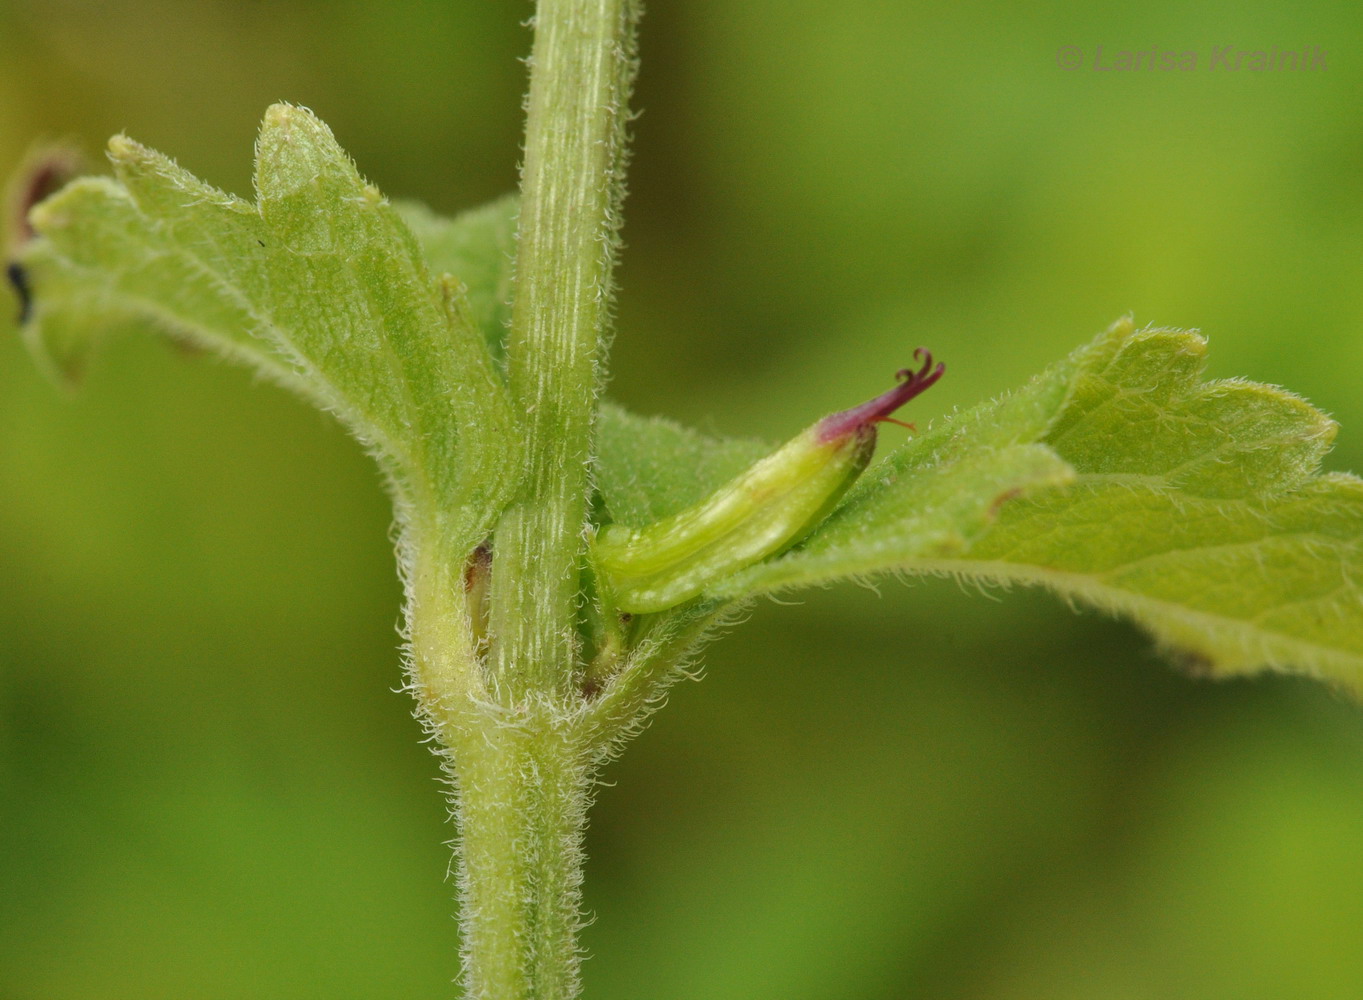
[404,519,481,719]
[490,0,641,702]
[406,520,599,1000]
[421,1,642,996]
[447,717,593,1000]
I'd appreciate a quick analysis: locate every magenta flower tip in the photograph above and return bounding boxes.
[817,350,945,442]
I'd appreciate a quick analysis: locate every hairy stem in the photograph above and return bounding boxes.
[447,716,594,1000]
[490,0,642,702]
[429,2,643,997]
[407,527,599,1000]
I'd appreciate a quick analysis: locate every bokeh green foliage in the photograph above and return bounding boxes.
[2,1,1362,998]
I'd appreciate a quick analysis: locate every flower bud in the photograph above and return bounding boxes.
[592,350,944,613]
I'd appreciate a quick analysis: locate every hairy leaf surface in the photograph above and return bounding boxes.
[396,195,518,363]
[710,320,1363,690]
[17,116,1360,692]
[17,105,517,548]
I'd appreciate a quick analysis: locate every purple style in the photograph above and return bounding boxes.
[817,349,944,443]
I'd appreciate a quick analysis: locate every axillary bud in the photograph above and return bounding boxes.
[592,350,944,613]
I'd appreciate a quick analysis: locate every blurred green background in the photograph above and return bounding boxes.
[3,1,1362,997]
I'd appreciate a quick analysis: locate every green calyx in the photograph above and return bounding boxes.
[590,356,944,614]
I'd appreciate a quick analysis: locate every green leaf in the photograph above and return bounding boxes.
[18,104,518,548]
[396,195,518,364]
[712,319,1363,692]
[593,402,769,527]
[19,173,301,386]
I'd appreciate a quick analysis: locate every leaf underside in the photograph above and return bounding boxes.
[17,104,517,556]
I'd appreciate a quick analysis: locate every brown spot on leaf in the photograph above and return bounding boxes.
[988,487,1024,519]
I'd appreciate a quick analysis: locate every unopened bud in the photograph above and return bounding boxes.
[592,351,944,613]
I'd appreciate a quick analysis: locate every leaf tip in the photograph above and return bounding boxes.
[105,133,145,163]
[105,134,169,194]
[263,101,313,125]
[255,103,355,210]
[258,102,333,150]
